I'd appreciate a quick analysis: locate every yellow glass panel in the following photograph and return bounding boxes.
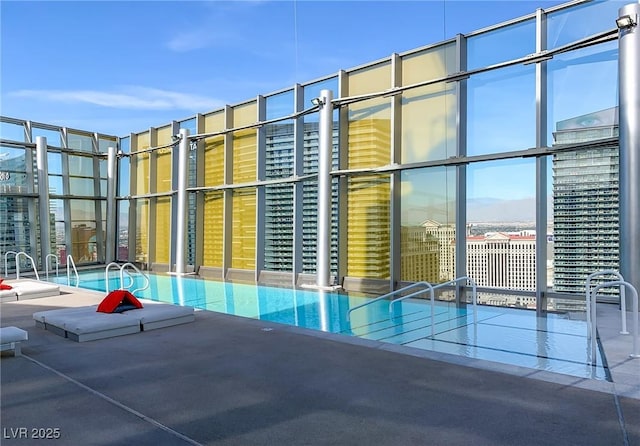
[136,199,149,264]
[231,189,256,269]
[203,191,224,266]
[155,126,173,193]
[133,131,150,195]
[154,197,171,264]
[401,45,457,163]
[347,63,391,170]
[204,112,225,187]
[346,175,390,278]
[233,102,257,183]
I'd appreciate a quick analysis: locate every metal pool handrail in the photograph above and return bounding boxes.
[347,281,433,322]
[5,251,41,281]
[3,251,19,277]
[389,276,477,338]
[66,255,79,287]
[585,270,626,336]
[105,262,150,295]
[590,280,639,360]
[45,254,59,281]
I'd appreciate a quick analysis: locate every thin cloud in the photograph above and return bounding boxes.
[166,28,229,52]
[10,87,224,111]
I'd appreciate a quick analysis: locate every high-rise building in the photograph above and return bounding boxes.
[552,108,619,300]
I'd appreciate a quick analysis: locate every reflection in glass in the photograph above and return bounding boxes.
[68,155,94,177]
[547,42,618,145]
[203,191,223,267]
[264,91,295,272]
[401,44,457,163]
[400,167,456,283]
[231,189,256,269]
[0,146,28,192]
[548,1,623,48]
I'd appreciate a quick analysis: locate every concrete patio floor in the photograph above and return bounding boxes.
[1,287,639,446]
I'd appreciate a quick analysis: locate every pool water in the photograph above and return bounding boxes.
[54,270,609,381]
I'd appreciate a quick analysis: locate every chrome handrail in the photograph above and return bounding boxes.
[66,255,79,287]
[388,276,478,338]
[347,281,433,322]
[591,280,639,360]
[45,254,59,281]
[15,252,40,281]
[586,270,626,337]
[3,251,19,277]
[105,262,149,295]
[120,263,150,295]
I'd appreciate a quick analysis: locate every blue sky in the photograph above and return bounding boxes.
[1,0,569,137]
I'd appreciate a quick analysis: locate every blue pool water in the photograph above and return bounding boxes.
[55,270,609,381]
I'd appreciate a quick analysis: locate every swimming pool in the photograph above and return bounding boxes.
[54,270,609,381]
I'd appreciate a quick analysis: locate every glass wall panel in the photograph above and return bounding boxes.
[264,91,295,271]
[50,199,65,260]
[202,191,224,267]
[467,19,535,70]
[467,158,537,307]
[203,111,225,187]
[548,1,624,48]
[347,175,390,279]
[69,178,96,195]
[548,42,618,146]
[154,197,171,264]
[232,102,257,183]
[48,152,62,175]
[98,137,117,153]
[302,78,340,274]
[231,188,256,270]
[347,63,391,169]
[0,196,32,260]
[70,199,97,263]
[32,127,62,147]
[400,167,456,283]
[1,121,25,141]
[118,141,130,198]
[347,64,391,279]
[467,65,536,155]
[0,146,28,192]
[117,200,129,261]
[48,176,63,195]
[67,132,94,152]
[154,126,173,193]
[135,199,149,264]
[68,155,94,177]
[401,44,457,163]
[133,131,150,195]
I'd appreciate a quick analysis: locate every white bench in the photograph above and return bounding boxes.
[0,326,28,356]
[33,303,195,342]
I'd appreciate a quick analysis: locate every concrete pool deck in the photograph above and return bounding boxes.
[1,287,639,445]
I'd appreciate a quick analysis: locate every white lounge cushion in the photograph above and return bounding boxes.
[124,303,195,331]
[0,326,28,356]
[9,280,60,300]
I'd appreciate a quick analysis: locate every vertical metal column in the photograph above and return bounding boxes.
[316,89,333,288]
[175,128,189,274]
[535,8,548,315]
[36,136,51,267]
[619,3,640,310]
[105,146,118,263]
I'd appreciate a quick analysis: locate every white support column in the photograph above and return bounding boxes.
[316,89,333,288]
[175,128,189,274]
[618,3,640,310]
[36,136,51,267]
[105,146,117,263]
